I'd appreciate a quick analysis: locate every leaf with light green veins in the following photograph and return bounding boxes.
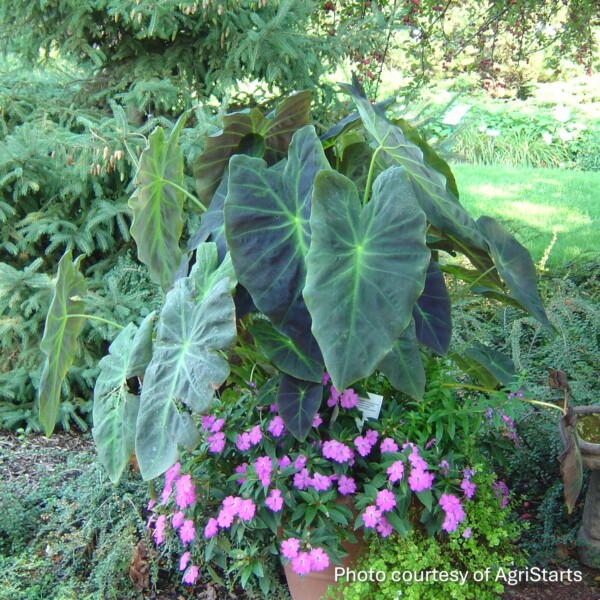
[135,248,237,480]
[249,319,323,383]
[129,115,186,292]
[276,375,323,441]
[93,313,155,483]
[224,125,329,360]
[379,320,426,401]
[193,91,312,206]
[304,167,430,393]
[342,84,486,251]
[477,216,554,332]
[39,250,86,436]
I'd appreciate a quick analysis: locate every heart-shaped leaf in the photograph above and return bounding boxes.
[477,216,553,332]
[193,91,311,205]
[276,375,323,441]
[129,115,186,292]
[378,320,425,401]
[392,117,459,200]
[224,125,329,359]
[135,252,237,480]
[342,84,486,251]
[249,320,323,383]
[304,167,430,392]
[93,313,155,483]
[38,251,86,436]
[413,260,452,356]
[453,341,518,388]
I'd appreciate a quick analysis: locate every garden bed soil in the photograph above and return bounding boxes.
[1,430,599,600]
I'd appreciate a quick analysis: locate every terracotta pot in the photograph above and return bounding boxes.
[283,538,364,600]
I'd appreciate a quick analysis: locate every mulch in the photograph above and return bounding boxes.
[1,430,599,599]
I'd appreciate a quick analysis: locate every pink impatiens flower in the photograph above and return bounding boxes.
[179,551,191,571]
[236,432,251,451]
[376,489,396,512]
[207,431,225,453]
[179,519,196,545]
[377,516,393,538]
[439,493,465,532]
[380,438,399,453]
[172,511,184,529]
[338,475,356,496]
[460,478,476,499]
[322,440,353,463]
[340,388,358,409]
[248,424,262,445]
[165,462,181,487]
[204,517,218,539]
[309,547,330,572]
[387,460,405,483]
[281,538,300,559]
[217,508,235,529]
[278,455,291,469]
[408,468,435,492]
[268,416,285,437]
[291,552,312,576]
[354,436,373,457]
[293,468,311,490]
[175,474,196,509]
[238,499,256,522]
[254,456,273,487]
[265,489,284,512]
[235,463,248,484]
[311,472,332,492]
[363,505,382,528]
[183,565,199,585]
[312,413,323,428]
[294,455,307,469]
[153,514,166,545]
[222,496,242,516]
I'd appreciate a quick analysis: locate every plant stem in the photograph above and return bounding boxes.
[520,398,566,415]
[363,147,381,206]
[67,314,124,330]
[164,180,206,212]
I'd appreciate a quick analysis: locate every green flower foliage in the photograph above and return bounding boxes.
[335,470,525,600]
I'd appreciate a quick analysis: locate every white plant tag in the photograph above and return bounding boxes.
[356,392,384,430]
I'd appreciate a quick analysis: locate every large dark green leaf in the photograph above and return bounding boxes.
[342,84,486,251]
[93,313,155,483]
[378,320,425,401]
[193,91,311,205]
[39,251,86,436]
[477,216,553,331]
[304,167,430,393]
[129,115,186,292]
[249,320,323,383]
[392,117,459,200]
[276,375,323,441]
[135,252,237,480]
[413,261,452,356]
[188,169,229,258]
[224,125,329,359]
[453,341,518,388]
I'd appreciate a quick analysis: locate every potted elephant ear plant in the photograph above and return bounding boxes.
[38,82,556,594]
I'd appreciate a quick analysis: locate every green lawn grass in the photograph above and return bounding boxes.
[451,164,600,269]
